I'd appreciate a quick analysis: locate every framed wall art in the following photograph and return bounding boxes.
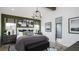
[45,22,52,32]
[68,17,79,34]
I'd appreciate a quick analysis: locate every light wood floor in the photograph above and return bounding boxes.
[0,45,9,51]
[0,42,67,51]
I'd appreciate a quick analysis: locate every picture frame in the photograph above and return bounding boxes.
[68,17,79,34]
[45,22,52,32]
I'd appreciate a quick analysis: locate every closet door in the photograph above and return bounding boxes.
[55,17,62,39]
[56,23,62,38]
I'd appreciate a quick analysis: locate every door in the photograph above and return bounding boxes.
[55,17,62,39]
[56,23,62,38]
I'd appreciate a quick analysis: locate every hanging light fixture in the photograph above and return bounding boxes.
[32,8,42,20]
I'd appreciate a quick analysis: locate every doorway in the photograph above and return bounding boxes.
[55,17,62,39]
[54,17,62,50]
[56,23,62,38]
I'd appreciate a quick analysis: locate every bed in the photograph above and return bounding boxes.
[15,35,49,51]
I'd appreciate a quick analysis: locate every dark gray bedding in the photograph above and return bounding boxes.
[15,35,49,51]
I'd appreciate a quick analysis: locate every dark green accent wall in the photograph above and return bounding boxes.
[1,14,5,44]
[1,14,41,45]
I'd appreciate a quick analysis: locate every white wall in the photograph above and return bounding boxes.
[0,7,79,47]
[41,8,55,43]
[52,7,79,47]
[41,7,79,47]
[0,7,38,18]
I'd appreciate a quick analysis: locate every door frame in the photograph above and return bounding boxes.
[55,17,62,41]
